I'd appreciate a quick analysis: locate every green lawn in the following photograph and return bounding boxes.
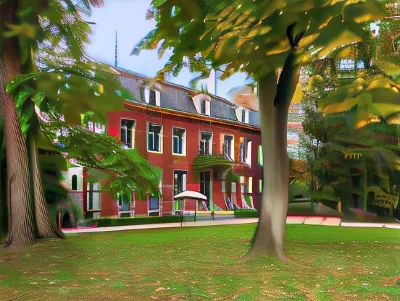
[0,225,399,300]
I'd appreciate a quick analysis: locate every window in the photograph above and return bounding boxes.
[144,87,160,106]
[357,60,365,69]
[71,175,78,191]
[240,138,252,165]
[94,123,106,134]
[172,127,186,155]
[223,135,234,160]
[174,171,187,195]
[241,109,246,122]
[87,182,101,211]
[338,59,355,71]
[200,171,211,207]
[200,99,206,114]
[148,197,160,216]
[149,197,160,210]
[117,192,130,210]
[149,175,162,216]
[200,131,212,155]
[147,123,163,152]
[199,98,210,115]
[120,119,135,149]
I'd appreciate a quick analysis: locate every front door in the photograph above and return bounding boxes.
[174,171,187,215]
[200,171,211,209]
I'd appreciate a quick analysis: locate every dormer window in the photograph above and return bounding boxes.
[236,107,249,124]
[192,94,211,116]
[88,121,106,134]
[199,98,210,116]
[144,87,160,106]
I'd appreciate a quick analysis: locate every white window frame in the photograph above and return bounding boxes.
[147,122,163,153]
[86,182,101,211]
[172,127,186,156]
[245,139,252,166]
[223,134,234,160]
[120,118,136,149]
[200,131,213,155]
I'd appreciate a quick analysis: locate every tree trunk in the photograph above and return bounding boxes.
[29,136,64,238]
[240,50,300,262]
[0,156,7,237]
[239,72,290,262]
[0,41,36,247]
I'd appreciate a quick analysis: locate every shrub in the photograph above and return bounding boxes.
[94,215,183,227]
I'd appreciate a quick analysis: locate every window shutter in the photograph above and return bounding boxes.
[247,140,252,165]
[205,100,211,116]
[155,91,161,106]
[248,177,253,193]
[144,87,150,103]
[245,111,250,124]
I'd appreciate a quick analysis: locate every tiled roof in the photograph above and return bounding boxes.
[116,67,261,127]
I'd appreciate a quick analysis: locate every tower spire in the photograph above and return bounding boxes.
[115,31,118,68]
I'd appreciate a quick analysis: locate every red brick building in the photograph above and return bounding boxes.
[65,68,264,218]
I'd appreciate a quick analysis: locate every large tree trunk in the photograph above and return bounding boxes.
[240,52,300,262]
[239,72,290,262]
[0,2,62,247]
[29,136,64,238]
[0,156,7,237]
[0,38,36,247]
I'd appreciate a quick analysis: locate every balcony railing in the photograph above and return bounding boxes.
[195,142,252,175]
[198,143,233,160]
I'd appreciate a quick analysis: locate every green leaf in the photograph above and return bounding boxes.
[6,73,44,94]
[32,92,46,108]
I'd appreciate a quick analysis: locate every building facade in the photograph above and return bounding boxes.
[65,68,264,218]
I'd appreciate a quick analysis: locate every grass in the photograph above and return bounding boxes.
[0,224,399,300]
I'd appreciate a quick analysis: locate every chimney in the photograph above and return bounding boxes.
[207,69,217,95]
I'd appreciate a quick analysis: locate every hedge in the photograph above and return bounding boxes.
[94,216,183,227]
[234,210,259,218]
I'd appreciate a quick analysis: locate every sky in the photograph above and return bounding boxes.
[84,0,248,100]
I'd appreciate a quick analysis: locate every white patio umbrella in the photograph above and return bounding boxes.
[173,191,208,225]
[174,191,207,201]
